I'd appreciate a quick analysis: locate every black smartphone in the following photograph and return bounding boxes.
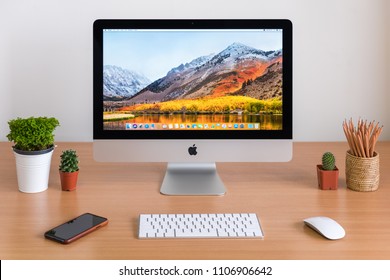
[44,213,108,244]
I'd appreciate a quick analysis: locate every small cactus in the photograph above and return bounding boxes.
[322,152,336,170]
[59,149,79,173]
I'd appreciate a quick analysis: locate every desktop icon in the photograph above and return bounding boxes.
[188,144,198,156]
[132,124,138,129]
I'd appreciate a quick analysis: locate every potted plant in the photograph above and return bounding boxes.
[59,149,79,191]
[317,152,339,190]
[7,116,60,193]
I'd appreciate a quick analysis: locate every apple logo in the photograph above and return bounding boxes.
[188,144,197,155]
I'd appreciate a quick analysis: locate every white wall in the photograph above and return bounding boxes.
[0,0,389,141]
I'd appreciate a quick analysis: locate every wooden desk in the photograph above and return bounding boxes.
[1,142,389,260]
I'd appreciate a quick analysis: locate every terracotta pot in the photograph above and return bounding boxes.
[59,170,79,191]
[317,165,339,190]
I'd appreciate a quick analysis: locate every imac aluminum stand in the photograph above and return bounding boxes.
[160,163,226,196]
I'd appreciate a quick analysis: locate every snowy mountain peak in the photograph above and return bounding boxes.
[223,42,255,53]
[103,65,151,100]
[217,42,283,63]
[167,54,214,75]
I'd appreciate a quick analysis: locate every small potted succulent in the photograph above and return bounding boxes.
[7,116,60,193]
[317,152,339,190]
[59,149,79,191]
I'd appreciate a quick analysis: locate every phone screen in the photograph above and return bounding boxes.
[45,213,108,244]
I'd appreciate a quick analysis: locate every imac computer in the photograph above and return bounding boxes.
[93,19,293,195]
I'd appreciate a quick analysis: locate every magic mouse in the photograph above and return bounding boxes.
[304,216,345,240]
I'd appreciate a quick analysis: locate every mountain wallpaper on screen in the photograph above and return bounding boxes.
[103,65,151,100]
[103,42,282,105]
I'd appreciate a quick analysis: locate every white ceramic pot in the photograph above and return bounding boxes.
[13,147,54,193]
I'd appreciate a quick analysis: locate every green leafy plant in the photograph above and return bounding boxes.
[7,117,60,151]
[59,149,79,173]
[322,152,336,170]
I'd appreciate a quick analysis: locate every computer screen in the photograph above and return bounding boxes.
[93,19,293,195]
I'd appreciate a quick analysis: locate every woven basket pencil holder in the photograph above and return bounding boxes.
[345,150,380,192]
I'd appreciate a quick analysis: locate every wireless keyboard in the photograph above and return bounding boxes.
[138,213,263,239]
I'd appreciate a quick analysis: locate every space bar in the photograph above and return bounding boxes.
[175,229,219,238]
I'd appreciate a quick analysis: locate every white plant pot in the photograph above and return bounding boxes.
[13,147,54,193]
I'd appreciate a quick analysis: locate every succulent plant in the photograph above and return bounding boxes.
[59,149,79,173]
[322,152,336,171]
